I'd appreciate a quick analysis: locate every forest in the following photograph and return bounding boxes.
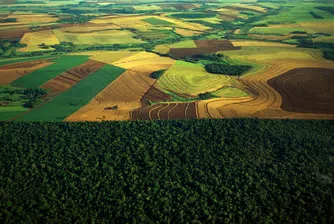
[205,64,252,76]
[1,119,333,223]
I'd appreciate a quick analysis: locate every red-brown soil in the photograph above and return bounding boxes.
[169,40,240,58]
[0,59,54,84]
[268,68,334,114]
[131,102,198,120]
[41,60,105,99]
[142,86,171,105]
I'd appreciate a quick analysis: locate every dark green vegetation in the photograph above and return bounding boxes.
[0,18,16,23]
[18,64,125,121]
[323,50,334,60]
[0,86,48,109]
[1,119,333,223]
[11,56,89,88]
[169,12,217,19]
[149,69,166,79]
[0,40,26,58]
[197,91,217,100]
[205,64,252,76]
[316,7,334,15]
[309,11,324,19]
[142,17,174,26]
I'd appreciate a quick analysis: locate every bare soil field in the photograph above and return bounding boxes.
[142,86,171,105]
[169,40,240,58]
[0,59,54,84]
[268,68,334,114]
[41,60,105,99]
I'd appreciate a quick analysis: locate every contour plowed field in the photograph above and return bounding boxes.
[131,102,198,120]
[268,68,334,114]
[0,59,54,84]
[198,59,334,119]
[41,60,105,98]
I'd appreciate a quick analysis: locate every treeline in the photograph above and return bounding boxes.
[0,86,48,108]
[205,63,252,76]
[323,50,334,60]
[0,119,333,223]
[316,7,334,15]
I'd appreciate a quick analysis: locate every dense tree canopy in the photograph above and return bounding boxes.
[0,119,333,223]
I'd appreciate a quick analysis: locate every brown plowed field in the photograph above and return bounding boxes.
[41,60,105,99]
[142,86,171,104]
[0,59,54,84]
[131,102,198,120]
[268,68,334,114]
[169,40,240,58]
[197,59,334,119]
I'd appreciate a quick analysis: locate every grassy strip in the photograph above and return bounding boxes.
[142,17,174,26]
[11,55,89,88]
[18,64,125,121]
[0,55,55,67]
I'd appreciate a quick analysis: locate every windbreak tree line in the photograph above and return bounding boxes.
[0,119,334,223]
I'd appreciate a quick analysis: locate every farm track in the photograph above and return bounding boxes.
[0,60,54,84]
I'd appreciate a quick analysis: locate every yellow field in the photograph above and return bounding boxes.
[53,29,144,45]
[153,45,170,54]
[299,21,334,43]
[231,40,297,47]
[5,14,59,24]
[91,15,210,31]
[157,61,235,97]
[222,46,323,64]
[58,24,119,33]
[18,30,59,52]
[133,5,162,11]
[112,52,176,70]
[174,28,203,37]
[168,40,196,48]
[229,3,267,13]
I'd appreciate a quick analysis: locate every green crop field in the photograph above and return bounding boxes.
[169,12,217,19]
[142,17,174,26]
[10,56,89,88]
[18,64,125,121]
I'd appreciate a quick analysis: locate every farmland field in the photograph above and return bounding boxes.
[0,0,333,122]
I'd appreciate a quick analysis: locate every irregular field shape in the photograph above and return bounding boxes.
[66,64,173,121]
[18,64,125,121]
[11,56,89,88]
[157,61,233,97]
[112,52,175,69]
[53,29,144,45]
[18,30,59,52]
